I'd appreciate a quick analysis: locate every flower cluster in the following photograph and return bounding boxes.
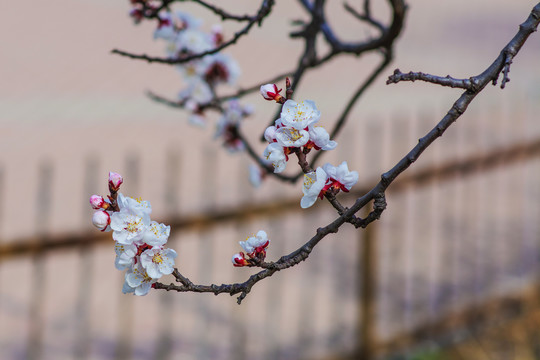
[128,4,252,152]
[301,162,359,208]
[151,9,241,124]
[260,87,337,173]
[90,172,177,296]
[232,230,270,267]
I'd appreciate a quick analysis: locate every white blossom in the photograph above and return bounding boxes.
[239,230,269,255]
[263,143,287,173]
[280,100,320,130]
[117,193,152,218]
[125,262,156,296]
[301,167,328,208]
[142,221,170,247]
[140,247,177,279]
[264,125,278,143]
[308,126,337,150]
[322,161,359,191]
[275,126,310,148]
[179,78,213,104]
[176,28,213,54]
[114,242,138,271]
[110,208,150,245]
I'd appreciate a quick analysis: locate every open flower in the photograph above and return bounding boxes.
[124,262,157,296]
[239,230,270,256]
[275,127,310,148]
[110,208,150,245]
[140,246,177,279]
[117,193,152,218]
[300,167,329,208]
[322,161,359,192]
[280,100,320,130]
[263,143,287,173]
[114,242,138,271]
[142,221,171,247]
[307,126,337,150]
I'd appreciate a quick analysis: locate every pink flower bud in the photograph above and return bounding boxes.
[108,172,123,192]
[260,84,282,101]
[92,211,110,232]
[232,252,249,267]
[89,195,106,210]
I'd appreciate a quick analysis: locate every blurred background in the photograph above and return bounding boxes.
[1,1,540,359]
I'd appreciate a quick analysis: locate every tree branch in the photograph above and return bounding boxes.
[154,2,540,303]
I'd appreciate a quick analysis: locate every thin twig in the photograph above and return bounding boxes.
[112,0,275,65]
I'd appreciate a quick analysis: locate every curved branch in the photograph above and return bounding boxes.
[154,2,540,303]
[386,69,478,90]
[189,0,260,21]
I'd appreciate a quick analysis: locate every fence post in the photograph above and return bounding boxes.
[357,209,378,359]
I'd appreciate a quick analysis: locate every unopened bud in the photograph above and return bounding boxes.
[89,195,106,210]
[108,172,123,192]
[260,84,283,102]
[264,126,277,143]
[92,211,111,232]
[232,252,249,267]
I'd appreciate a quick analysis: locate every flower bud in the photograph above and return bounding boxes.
[260,84,283,102]
[92,211,111,232]
[232,252,249,267]
[108,172,123,192]
[89,195,106,210]
[264,126,277,143]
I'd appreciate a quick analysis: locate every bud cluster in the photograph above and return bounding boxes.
[90,172,177,296]
[232,230,270,267]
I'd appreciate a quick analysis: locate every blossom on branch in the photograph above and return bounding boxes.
[90,173,177,296]
[280,100,320,130]
[261,97,336,173]
[263,143,287,173]
[301,167,328,208]
[300,162,359,208]
[124,262,157,296]
[306,126,337,151]
[239,230,270,257]
[322,161,359,193]
[140,246,178,279]
[232,230,270,266]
